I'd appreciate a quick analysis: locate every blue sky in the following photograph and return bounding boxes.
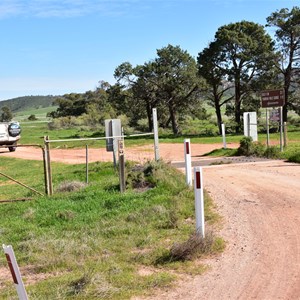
[0,0,298,100]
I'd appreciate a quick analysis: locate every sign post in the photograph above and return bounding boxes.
[3,244,28,300]
[152,108,160,161]
[261,89,285,151]
[221,123,226,149]
[118,140,126,193]
[184,139,192,186]
[193,167,205,238]
[280,106,283,152]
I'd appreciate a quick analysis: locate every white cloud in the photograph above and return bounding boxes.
[0,0,164,19]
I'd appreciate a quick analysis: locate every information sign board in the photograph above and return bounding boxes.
[261,89,285,108]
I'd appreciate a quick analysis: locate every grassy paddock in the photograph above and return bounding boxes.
[0,158,224,299]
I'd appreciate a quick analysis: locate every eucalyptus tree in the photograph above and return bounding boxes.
[154,44,202,134]
[198,41,234,134]
[210,21,276,132]
[114,61,160,131]
[0,106,13,122]
[267,6,300,120]
[114,45,203,134]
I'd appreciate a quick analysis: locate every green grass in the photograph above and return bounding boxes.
[0,158,222,299]
[14,106,58,122]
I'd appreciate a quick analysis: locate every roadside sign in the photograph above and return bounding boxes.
[269,109,280,122]
[261,89,285,108]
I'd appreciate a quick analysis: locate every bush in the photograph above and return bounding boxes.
[237,137,254,156]
[28,114,38,121]
[251,142,265,157]
[264,146,280,159]
[287,153,300,163]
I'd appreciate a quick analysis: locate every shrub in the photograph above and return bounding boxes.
[251,142,265,157]
[287,153,300,163]
[264,146,280,159]
[237,137,254,156]
[28,114,38,121]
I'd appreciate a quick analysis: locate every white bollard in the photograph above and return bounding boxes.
[184,139,192,186]
[221,123,227,149]
[3,245,28,300]
[193,167,205,238]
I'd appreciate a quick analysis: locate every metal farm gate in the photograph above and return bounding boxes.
[0,145,46,203]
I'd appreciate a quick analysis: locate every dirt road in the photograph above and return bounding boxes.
[0,143,238,163]
[142,160,300,300]
[2,143,300,299]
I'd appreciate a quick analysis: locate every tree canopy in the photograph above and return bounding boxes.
[200,21,276,132]
[114,44,203,134]
[267,6,300,120]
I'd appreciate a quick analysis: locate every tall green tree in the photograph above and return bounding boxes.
[211,21,276,132]
[114,45,203,134]
[198,41,234,134]
[267,6,300,121]
[154,44,201,134]
[0,106,13,122]
[114,61,159,131]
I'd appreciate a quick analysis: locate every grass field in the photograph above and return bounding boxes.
[0,159,223,299]
[1,108,299,298]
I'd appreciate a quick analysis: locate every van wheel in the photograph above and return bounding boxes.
[8,146,16,152]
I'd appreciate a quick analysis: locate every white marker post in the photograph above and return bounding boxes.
[152,108,160,161]
[221,123,227,149]
[184,139,192,186]
[193,167,205,238]
[3,245,28,300]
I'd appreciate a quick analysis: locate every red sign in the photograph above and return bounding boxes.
[261,89,285,108]
[195,171,201,189]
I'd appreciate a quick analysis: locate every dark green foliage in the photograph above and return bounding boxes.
[114,44,204,134]
[28,114,38,121]
[237,136,254,156]
[267,6,300,121]
[287,153,300,163]
[0,106,13,122]
[238,137,280,158]
[264,146,280,159]
[202,21,277,133]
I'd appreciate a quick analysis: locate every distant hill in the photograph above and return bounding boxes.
[0,95,59,112]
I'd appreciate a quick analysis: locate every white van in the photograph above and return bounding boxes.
[0,122,21,152]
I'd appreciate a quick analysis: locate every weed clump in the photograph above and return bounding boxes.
[56,180,87,193]
[154,230,224,265]
[169,231,215,261]
[126,161,163,191]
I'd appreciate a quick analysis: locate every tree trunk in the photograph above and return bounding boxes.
[215,104,223,135]
[168,102,179,134]
[146,101,153,132]
[235,82,242,133]
[283,71,291,123]
[235,102,242,133]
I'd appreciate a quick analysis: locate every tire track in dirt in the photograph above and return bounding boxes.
[135,161,300,300]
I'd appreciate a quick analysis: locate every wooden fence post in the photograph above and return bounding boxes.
[118,140,126,193]
[44,136,53,196]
